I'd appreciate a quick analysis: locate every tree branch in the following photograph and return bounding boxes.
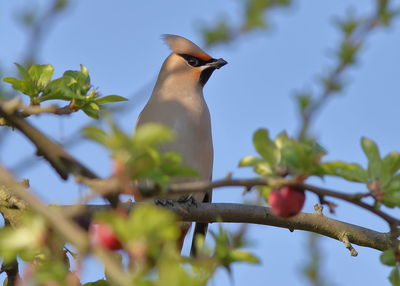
[164,177,399,227]
[64,202,393,253]
[0,103,119,206]
[1,170,394,254]
[0,104,97,180]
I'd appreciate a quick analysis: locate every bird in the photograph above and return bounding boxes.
[135,34,227,255]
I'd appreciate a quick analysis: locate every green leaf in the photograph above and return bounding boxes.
[245,0,268,29]
[255,162,274,176]
[239,155,262,167]
[338,41,359,64]
[321,161,368,182]
[239,155,274,176]
[389,267,400,286]
[230,249,260,264]
[28,64,54,91]
[202,20,232,46]
[80,64,89,78]
[257,185,272,201]
[133,123,175,148]
[115,203,179,244]
[253,129,278,166]
[15,63,30,81]
[295,92,313,113]
[82,126,108,146]
[386,175,400,193]
[0,215,46,262]
[62,65,91,95]
[361,137,382,180]
[2,77,33,96]
[382,152,400,186]
[381,191,400,208]
[160,152,198,177]
[381,250,397,266]
[82,102,100,119]
[95,95,128,104]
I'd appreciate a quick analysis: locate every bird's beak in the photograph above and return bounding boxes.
[206,58,228,69]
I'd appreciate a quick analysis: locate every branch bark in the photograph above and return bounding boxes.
[0,170,394,255]
[65,202,393,252]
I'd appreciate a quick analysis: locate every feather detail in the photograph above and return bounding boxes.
[162,34,212,61]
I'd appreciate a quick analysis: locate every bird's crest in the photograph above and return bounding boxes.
[162,34,212,61]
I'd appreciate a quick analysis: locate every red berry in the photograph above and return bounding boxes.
[269,186,305,218]
[89,222,122,251]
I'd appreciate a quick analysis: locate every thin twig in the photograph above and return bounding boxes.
[340,234,359,257]
[297,2,390,139]
[22,0,68,66]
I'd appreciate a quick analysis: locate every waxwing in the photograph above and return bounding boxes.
[136,34,227,255]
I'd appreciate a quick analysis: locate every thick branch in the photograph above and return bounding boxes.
[1,172,394,253]
[68,202,393,252]
[165,177,400,227]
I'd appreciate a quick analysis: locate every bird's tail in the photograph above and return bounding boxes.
[190,191,212,257]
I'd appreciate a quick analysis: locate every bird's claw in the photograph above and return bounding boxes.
[155,196,198,209]
[177,195,198,207]
[155,198,175,206]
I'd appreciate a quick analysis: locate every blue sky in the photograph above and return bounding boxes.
[1,0,400,285]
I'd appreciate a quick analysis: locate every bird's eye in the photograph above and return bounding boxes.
[187,57,199,67]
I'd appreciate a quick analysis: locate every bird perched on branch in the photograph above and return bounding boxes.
[136,34,227,255]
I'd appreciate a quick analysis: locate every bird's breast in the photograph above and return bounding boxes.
[136,96,213,181]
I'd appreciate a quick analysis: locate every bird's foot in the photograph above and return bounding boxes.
[155,196,197,213]
[177,195,198,207]
[155,198,176,207]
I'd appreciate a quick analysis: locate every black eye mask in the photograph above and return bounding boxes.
[178,54,214,67]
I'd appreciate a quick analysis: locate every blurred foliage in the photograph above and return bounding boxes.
[239,128,325,178]
[0,203,258,285]
[381,247,400,285]
[239,128,400,208]
[83,121,198,189]
[0,212,72,284]
[201,0,292,46]
[210,224,259,273]
[0,213,47,263]
[323,137,400,208]
[2,64,127,119]
[301,234,330,286]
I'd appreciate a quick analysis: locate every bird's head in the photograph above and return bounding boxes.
[158,34,227,88]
